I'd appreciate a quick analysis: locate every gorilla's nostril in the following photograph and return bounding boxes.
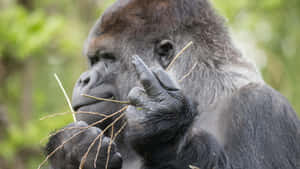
[83,77,90,85]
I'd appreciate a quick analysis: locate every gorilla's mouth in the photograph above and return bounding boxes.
[72,92,115,111]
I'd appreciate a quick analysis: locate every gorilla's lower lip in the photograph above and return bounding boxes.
[73,93,114,111]
[73,101,99,111]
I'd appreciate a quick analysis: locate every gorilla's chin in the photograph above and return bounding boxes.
[75,101,120,129]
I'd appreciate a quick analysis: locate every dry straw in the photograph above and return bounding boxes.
[81,94,130,104]
[166,41,194,71]
[40,111,107,121]
[54,73,76,122]
[179,63,198,83]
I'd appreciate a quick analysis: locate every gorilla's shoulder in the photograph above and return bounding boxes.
[232,83,298,118]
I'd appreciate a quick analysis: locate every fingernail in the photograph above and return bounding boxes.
[132,55,139,65]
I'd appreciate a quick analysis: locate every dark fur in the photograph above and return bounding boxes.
[46,0,300,169]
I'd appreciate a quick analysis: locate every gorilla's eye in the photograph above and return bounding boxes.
[90,52,116,66]
[101,52,116,62]
[90,56,100,66]
[155,40,175,68]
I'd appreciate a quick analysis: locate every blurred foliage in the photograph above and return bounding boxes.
[0,0,299,168]
[0,6,63,60]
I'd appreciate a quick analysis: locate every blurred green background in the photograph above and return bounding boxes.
[0,0,299,168]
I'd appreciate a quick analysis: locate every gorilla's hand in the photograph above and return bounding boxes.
[126,55,194,149]
[46,121,122,169]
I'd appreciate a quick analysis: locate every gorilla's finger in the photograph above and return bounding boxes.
[109,152,123,169]
[128,87,149,106]
[152,68,180,91]
[132,55,163,96]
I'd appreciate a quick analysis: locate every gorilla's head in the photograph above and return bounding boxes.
[72,0,262,129]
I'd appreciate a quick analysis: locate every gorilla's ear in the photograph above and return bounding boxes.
[155,40,175,68]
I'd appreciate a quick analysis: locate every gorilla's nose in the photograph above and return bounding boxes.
[76,71,98,90]
[72,70,99,110]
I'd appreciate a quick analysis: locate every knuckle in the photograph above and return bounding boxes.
[102,136,111,145]
[128,87,144,96]
[128,87,145,101]
[87,126,101,135]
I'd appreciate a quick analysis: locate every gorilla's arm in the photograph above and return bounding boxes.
[178,83,300,169]
[175,131,230,169]
[218,84,300,169]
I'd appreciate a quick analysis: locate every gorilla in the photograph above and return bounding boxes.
[46,0,300,169]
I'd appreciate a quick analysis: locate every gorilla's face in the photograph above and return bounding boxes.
[72,0,178,129]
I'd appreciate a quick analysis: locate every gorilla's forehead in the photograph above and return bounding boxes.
[94,0,174,35]
[84,0,177,56]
